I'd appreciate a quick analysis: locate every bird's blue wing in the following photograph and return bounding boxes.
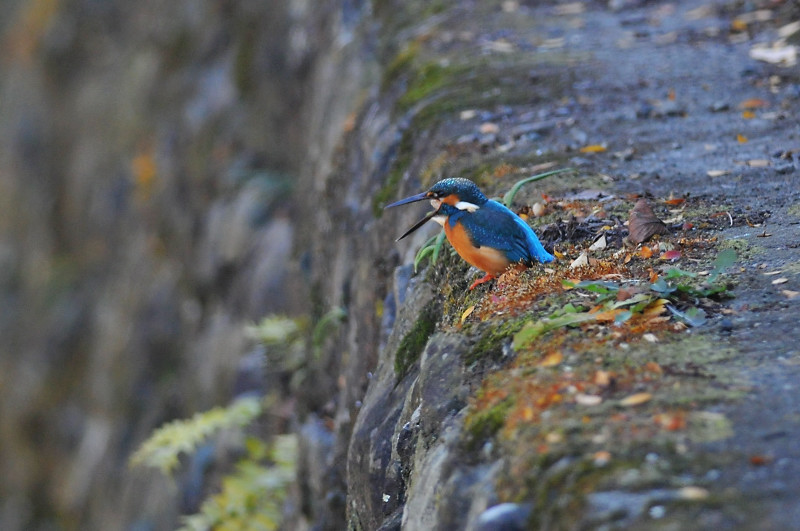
[450,201,554,265]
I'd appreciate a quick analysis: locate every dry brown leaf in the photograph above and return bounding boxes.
[677,486,709,500]
[580,144,607,153]
[738,98,769,109]
[620,392,652,407]
[460,305,475,324]
[589,234,607,251]
[707,169,729,177]
[628,199,668,244]
[539,351,563,367]
[575,394,603,406]
[594,370,612,387]
[479,122,500,134]
[569,252,590,269]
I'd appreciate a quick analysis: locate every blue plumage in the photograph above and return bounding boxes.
[441,200,554,266]
[385,177,554,289]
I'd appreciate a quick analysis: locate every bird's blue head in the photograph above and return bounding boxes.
[384,178,489,240]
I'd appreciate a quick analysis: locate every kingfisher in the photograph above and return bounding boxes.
[385,177,554,289]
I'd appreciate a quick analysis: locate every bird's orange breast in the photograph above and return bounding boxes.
[444,220,512,276]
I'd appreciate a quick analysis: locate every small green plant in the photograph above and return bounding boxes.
[130,397,263,475]
[502,168,573,207]
[178,435,298,531]
[131,313,312,530]
[413,232,447,272]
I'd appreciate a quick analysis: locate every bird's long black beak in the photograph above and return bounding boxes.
[384,191,439,241]
[395,209,439,241]
[384,191,429,209]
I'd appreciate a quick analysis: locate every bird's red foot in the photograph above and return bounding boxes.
[469,273,496,290]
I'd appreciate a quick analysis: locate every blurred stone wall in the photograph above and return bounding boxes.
[0,0,362,528]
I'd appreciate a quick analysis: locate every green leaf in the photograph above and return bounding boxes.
[664,268,697,279]
[666,304,707,327]
[708,248,737,282]
[245,316,301,344]
[130,396,263,475]
[614,310,633,324]
[576,280,620,294]
[502,168,573,207]
[513,311,597,349]
[413,232,447,272]
[650,278,676,295]
[610,292,652,309]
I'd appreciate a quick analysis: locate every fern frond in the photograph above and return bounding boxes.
[177,435,298,531]
[129,396,263,475]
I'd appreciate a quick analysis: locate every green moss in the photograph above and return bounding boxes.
[463,318,527,365]
[396,61,456,112]
[373,129,416,217]
[718,237,764,259]
[381,41,421,91]
[787,203,800,218]
[234,21,258,96]
[465,397,513,446]
[395,301,440,378]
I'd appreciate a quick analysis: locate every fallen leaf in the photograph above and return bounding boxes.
[539,351,563,367]
[707,169,729,177]
[643,299,669,317]
[575,394,603,406]
[654,412,686,430]
[737,133,748,143]
[594,370,612,387]
[479,122,500,134]
[741,110,756,119]
[545,431,563,443]
[772,277,789,285]
[460,305,475,324]
[750,43,797,66]
[620,392,652,407]
[580,144,607,153]
[660,249,681,261]
[643,333,659,343]
[731,19,748,31]
[778,20,800,39]
[554,249,565,259]
[738,98,769,109]
[570,252,589,269]
[592,450,611,466]
[639,246,654,259]
[589,234,607,251]
[628,199,668,244]
[746,159,770,167]
[664,198,685,205]
[644,362,663,374]
[749,454,773,466]
[764,270,783,276]
[677,486,709,500]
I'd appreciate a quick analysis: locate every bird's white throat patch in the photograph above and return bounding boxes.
[432,214,447,226]
[455,201,480,212]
